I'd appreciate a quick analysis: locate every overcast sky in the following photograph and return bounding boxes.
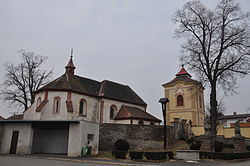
[0,0,250,119]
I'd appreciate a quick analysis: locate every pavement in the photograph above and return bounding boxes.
[1,154,250,166]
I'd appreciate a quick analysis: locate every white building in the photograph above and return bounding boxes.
[219,112,250,128]
[0,56,161,156]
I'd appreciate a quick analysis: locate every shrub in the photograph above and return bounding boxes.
[186,138,194,144]
[167,151,175,159]
[186,138,201,150]
[224,143,234,149]
[112,151,127,159]
[246,145,250,151]
[115,139,130,151]
[144,152,167,160]
[215,141,224,152]
[189,141,201,150]
[129,151,144,160]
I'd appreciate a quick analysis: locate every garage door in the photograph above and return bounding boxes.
[31,124,69,154]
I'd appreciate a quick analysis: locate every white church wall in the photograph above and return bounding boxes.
[23,91,46,120]
[70,93,100,122]
[40,91,68,120]
[101,98,146,124]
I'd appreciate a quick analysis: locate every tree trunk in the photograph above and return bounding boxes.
[210,83,218,136]
[31,93,35,104]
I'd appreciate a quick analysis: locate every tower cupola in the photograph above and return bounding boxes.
[65,56,75,75]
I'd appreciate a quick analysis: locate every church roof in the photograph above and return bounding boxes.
[34,74,147,106]
[7,114,23,120]
[175,66,191,77]
[163,66,202,87]
[114,105,161,122]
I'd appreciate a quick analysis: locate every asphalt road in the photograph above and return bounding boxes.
[1,155,250,166]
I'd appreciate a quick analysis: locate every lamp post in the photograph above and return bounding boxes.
[159,98,169,150]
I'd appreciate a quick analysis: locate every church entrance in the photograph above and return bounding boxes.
[31,123,69,154]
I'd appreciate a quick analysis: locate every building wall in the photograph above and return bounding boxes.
[192,125,250,138]
[68,120,99,156]
[24,91,149,125]
[101,98,146,124]
[70,93,100,122]
[99,123,175,151]
[192,126,205,136]
[164,82,205,126]
[0,123,33,154]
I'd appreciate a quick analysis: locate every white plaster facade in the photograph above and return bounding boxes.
[0,123,33,154]
[24,90,154,125]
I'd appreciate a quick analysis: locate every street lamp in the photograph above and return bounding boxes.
[159,98,169,150]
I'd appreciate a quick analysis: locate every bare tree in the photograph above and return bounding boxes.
[206,97,226,117]
[173,0,250,135]
[1,50,53,113]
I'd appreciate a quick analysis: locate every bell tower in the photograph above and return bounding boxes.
[163,66,205,126]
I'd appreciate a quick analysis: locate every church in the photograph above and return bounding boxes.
[163,66,205,126]
[0,56,161,156]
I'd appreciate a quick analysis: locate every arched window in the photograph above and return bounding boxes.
[36,97,42,108]
[138,120,144,125]
[79,99,87,116]
[110,105,117,119]
[53,97,61,113]
[177,95,184,106]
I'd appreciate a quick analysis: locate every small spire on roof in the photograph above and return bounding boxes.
[71,48,73,58]
[65,49,76,75]
[176,65,191,77]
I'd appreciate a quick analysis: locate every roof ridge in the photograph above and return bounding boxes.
[98,80,107,96]
[65,73,71,89]
[102,79,128,87]
[74,74,101,83]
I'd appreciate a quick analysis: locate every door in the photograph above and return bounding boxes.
[10,131,19,154]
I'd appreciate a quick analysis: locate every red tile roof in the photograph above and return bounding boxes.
[7,114,23,120]
[163,66,202,87]
[176,67,191,77]
[114,105,161,122]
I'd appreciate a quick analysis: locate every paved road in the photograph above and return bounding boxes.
[1,155,250,166]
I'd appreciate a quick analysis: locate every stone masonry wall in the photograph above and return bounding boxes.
[99,123,175,151]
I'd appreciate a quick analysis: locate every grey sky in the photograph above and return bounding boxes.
[0,0,249,119]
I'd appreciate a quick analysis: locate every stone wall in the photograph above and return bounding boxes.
[99,123,175,151]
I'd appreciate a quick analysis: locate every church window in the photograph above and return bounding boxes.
[138,120,144,125]
[199,95,202,108]
[79,99,87,116]
[53,97,61,113]
[177,95,184,106]
[110,105,117,119]
[36,97,41,108]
